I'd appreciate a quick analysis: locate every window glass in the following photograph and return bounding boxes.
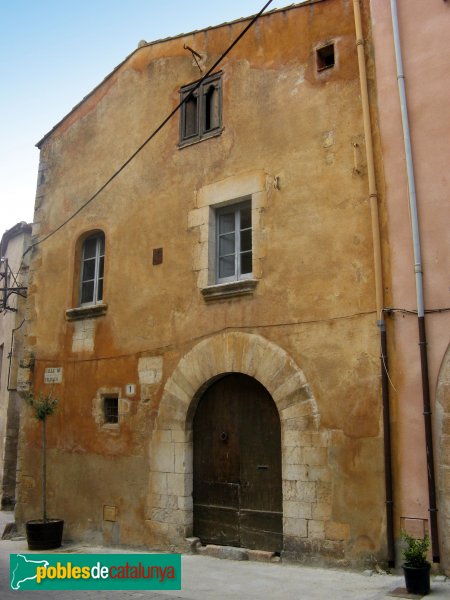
[219,212,235,234]
[83,237,97,259]
[216,200,251,283]
[240,252,252,275]
[81,280,95,305]
[80,232,105,305]
[97,279,104,303]
[219,255,235,279]
[98,256,104,279]
[219,233,235,256]
[240,229,252,253]
[82,258,96,281]
[240,206,252,230]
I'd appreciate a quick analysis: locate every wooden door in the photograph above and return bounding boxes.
[193,373,282,552]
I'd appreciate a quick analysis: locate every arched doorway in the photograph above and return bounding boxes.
[193,373,282,552]
[150,332,321,553]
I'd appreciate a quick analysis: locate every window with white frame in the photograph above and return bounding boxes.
[216,200,252,283]
[179,72,222,146]
[80,233,105,305]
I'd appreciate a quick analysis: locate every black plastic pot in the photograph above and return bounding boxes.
[26,519,64,550]
[402,563,431,596]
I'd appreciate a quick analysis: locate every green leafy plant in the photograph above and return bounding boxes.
[401,531,430,567]
[22,391,58,421]
[21,391,59,522]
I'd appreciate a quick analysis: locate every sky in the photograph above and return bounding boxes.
[0,0,286,236]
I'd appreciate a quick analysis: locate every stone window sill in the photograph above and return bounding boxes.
[101,422,119,431]
[201,279,258,302]
[178,128,223,149]
[65,303,108,321]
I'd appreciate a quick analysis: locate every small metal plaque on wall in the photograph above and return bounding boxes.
[103,505,118,522]
[44,367,63,384]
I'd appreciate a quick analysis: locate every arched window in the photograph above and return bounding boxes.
[80,232,105,305]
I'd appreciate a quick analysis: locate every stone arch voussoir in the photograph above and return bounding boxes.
[148,332,322,549]
[157,331,319,432]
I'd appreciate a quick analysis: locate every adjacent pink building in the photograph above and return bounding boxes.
[370,0,450,573]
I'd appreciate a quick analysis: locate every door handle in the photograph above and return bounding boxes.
[240,480,250,488]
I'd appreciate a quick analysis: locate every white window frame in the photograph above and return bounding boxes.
[80,233,105,306]
[215,200,252,284]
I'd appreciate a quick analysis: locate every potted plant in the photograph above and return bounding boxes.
[401,531,431,596]
[21,390,64,550]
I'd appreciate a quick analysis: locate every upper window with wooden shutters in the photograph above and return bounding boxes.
[179,72,222,146]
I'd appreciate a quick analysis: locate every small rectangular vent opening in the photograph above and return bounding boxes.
[317,44,335,71]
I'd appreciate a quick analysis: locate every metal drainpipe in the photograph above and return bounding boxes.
[352,0,395,567]
[390,0,440,563]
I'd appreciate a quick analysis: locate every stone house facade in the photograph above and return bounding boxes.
[16,0,391,566]
[0,222,31,509]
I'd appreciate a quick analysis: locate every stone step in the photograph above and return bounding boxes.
[187,539,280,563]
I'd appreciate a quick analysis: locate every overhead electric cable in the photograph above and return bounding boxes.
[23,0,273,258]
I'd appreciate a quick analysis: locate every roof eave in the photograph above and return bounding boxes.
[35,1,322,149]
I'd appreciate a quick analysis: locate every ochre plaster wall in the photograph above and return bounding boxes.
[17,0,387,566]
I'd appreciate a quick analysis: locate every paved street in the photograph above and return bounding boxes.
[1,511,449,599]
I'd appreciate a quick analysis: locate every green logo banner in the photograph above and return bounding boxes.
[10,553,181,590]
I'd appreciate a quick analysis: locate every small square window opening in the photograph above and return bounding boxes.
[104,396,119,424]
[317,44,335,71]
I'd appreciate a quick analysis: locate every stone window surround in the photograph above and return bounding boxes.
[92,387,128,430]
[188,170,276,301]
